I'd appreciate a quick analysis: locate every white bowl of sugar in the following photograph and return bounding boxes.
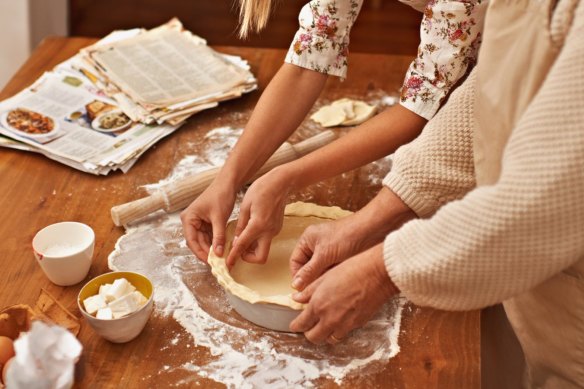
[32,222,95,286]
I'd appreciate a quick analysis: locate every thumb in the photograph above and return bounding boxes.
[241,235,272,264]
[289,234,315,278]
[211,215,227,257]
[291,250,330,292]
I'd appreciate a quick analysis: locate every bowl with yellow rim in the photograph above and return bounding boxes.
[77,271,153,343]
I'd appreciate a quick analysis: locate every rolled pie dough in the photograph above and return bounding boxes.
[208,202,352,310]
[310,98,377,127]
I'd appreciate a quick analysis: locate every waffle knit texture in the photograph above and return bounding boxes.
[382,1,584,311]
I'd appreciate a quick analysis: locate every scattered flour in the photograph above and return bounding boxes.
[109,118,403,387]
[109,218,405,387]
[381,95,399,106]
[142,127,243,194]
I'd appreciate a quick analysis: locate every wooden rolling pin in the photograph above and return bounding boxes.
[111,130,337,226]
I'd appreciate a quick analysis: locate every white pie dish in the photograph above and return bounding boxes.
[208,202,352,332]
[226,292,301,332]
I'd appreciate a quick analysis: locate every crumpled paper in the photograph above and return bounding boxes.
[4,321,82,389]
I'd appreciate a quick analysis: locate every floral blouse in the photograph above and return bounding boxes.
[285,0,488,120]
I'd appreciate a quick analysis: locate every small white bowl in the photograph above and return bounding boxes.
[32,222,95,286]
[78,271,154,343]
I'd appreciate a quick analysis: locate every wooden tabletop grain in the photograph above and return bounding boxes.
[0,37,480,388]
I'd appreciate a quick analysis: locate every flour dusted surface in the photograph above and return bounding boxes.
[108,96,403,387]
[109,213,405,387]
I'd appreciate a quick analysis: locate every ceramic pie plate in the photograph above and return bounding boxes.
[225,292,302,332]
[208,202,352,332]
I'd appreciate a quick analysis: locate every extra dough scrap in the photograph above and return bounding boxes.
[310,98,377,127]
[208,202,352,310]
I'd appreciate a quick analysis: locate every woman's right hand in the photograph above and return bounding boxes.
[226,166,292,268]
[180,179,237,262]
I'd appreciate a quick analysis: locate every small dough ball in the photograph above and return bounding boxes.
[2,357,12,384]
[330,98,356,120]
[341,101,376,126]
[310,105,347,127]
[0,336,15,366]
[311,98,376,127]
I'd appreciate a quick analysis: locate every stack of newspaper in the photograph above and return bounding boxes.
[0,19,257,175]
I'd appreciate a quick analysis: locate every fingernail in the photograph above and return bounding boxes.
[291,277,303,290]
[233,235,239,243]
[215,245,223,255]
[292,292,302,301]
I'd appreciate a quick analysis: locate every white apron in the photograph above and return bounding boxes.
[473,0,584,387]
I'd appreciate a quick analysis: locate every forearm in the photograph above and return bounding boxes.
[218,64,327,190]
[278,104,426,191]
[345,187,417,250]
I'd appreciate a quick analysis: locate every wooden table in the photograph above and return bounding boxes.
[0,37,480,388]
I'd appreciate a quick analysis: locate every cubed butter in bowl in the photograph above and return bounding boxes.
[78,272,153,343]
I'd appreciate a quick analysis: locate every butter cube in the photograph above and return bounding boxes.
[124,279,136,293]
[109,293,140,319]
[107,278,135,301]
[96,307,113,320]
[83,294,107,315]
[99,283,114,302]
[131,291,148,307]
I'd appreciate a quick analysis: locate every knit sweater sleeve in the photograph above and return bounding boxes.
[383,69,477,218]
[383,7,584,311]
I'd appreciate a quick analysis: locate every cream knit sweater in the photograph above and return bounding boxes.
[382,0,584,311]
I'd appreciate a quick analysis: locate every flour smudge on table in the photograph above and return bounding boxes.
[109,221,405,388]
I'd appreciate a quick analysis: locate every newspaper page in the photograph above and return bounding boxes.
[0,135,37,152]
[88,28,250,107]
[0,19,256,174]
[0,71,179,172]
[68,25,255,125]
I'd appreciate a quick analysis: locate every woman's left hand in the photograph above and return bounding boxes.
[289,243,400,344]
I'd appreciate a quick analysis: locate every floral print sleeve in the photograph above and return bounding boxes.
[400,0,487,119]
[285,0,363,78]
[285,0,487,120]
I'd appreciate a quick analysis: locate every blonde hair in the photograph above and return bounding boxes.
[237,0,275,39]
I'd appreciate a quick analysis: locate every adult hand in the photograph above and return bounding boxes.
[290,186,417,291]
[180,179,237,262]
[289,244,399,344]
[289,215,372,292]
[226,167,291,268]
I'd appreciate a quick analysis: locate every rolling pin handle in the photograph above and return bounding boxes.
[111,192,167,227]
[110,130,338,226]
[291,130,336,156]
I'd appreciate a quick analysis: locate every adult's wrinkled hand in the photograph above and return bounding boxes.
[226,168,291,268]
[180,180,236,262]
[289,216,369,292]
[289,244,399,344]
